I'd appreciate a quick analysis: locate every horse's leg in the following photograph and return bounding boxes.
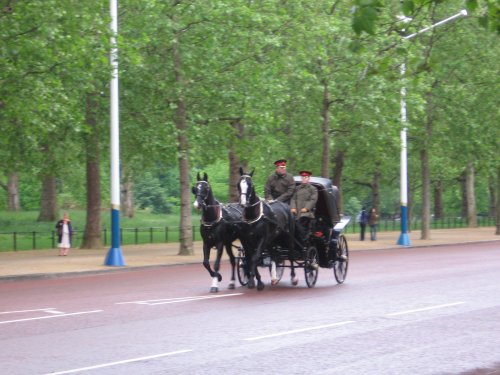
[246,248,256,289]
[255,265,265,291]
[202,243,215,278]
[253,239,265,291]
[270,261,279,285]
[226,242,236,289]
[210,243,224,293]
[290,260,299,286]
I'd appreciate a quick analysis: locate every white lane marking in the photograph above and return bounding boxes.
[44,309,65,315]
[44,349,193,375]
[386,302,465,317]
[0,310,103,324]
[243,321,356,341]
[116,293,243,306]
[0,308,57,315]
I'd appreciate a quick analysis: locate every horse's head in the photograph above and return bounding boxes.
[237,167,256,206]
[192,172,210,210]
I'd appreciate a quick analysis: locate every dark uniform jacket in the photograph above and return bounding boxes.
[290,183,318,219]
[264,172,295,204]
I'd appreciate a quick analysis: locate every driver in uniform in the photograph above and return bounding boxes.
[264,159,295,204]
[291,170,318,242]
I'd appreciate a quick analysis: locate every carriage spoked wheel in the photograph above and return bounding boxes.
[236,247,248,286]
[333,234,349,284]
[304,246,319,288]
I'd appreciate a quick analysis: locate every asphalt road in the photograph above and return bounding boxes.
[1,242,500,375]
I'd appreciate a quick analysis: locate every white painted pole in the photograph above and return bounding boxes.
[105,0,125,266]
[397,9,467,247]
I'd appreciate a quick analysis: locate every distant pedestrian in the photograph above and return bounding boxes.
[357,207,368,241]
[56,213,73,256]
[368,207,379,241]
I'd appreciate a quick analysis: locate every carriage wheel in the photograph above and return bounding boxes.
[268,260,285,282]
[333,234,349,284]
[236,248,248,286]
[304,246,319,288]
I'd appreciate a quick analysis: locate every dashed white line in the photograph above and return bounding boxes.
[386,302,465,317]
[43,349,193,374]
[0,308,56,315]
[116,293,243,305]
[0,310,103,324]
[44,309,65,315]
[243,321,356,341]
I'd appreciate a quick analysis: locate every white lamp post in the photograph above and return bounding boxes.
[397,9,467,246]
[104,0,125,265]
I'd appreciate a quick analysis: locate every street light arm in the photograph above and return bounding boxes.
[403,10,467,40]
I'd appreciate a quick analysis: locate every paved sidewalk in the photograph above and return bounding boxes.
[0,227,498,280]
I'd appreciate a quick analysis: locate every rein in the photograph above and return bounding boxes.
[243,200,264,224]
[200,202,222,227]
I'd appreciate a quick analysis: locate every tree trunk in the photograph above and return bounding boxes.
[433,180,444,219]
[172,35,193,256]
[229,120,245,203]
[465,161,477,228]
[331,149,344,213]
[371,162,381,213]
[420,148,431,239]
[459,171,467,219]
[121,171,135,218]
[37,174,58,221]
[488,176,496,218]
[496,164,500,235]
[320,81,330,178]
[7,172,21,211]
[420,81,437,240]
[80,93,102,249]
[408,183,413,232]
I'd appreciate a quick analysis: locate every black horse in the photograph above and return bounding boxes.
[237,168,296,291]
[192,172,243,292]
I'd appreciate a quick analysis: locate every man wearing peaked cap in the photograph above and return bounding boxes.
[291,169,318,241]
[274,159,287,166]
[291,170,317,220]
[264,159,295,204]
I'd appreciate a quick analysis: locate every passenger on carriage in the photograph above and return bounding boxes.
[264,159,295,204]
[290,170,318,240]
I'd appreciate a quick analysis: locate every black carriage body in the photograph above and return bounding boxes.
[292,176,346,268]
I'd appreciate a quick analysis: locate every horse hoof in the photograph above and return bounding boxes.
[210,287,219,293]
[247,280,255,289]
[228,283,235,290]
[271,278,279,285]
[217,274,222,282]
[291,277,299,286]
[257,282,265,291]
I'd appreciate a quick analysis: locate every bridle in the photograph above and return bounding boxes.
[238,175,264,224]
[238,175,255,205]
[195,181,222,226]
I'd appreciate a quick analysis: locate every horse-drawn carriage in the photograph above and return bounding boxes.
[192,170,350,292]
[235,174,350,289]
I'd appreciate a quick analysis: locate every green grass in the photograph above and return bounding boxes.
[0,209,202,251]
[0,210,201,231]
[0,210,495,252]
